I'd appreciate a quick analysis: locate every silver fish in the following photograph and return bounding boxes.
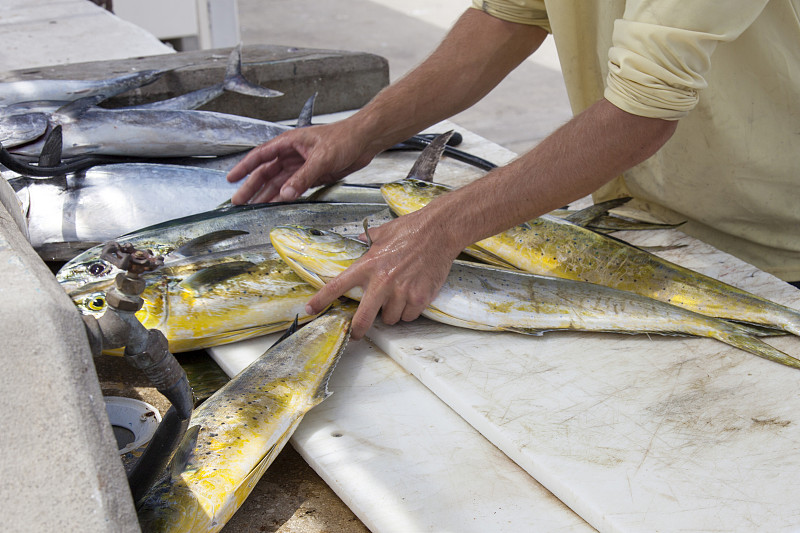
[136,303,352,532]
[0,68,166,106]
[55,201,392,294]
[9,101,292,159]
[0,113,49,148]
[7,163,242,260]
[269,225,800,371]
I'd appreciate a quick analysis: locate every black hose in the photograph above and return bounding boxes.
[127,407,190,506]
[387,134,498,172]
[0,141,136,177]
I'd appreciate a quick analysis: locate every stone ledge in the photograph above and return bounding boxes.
[0,44,389,122]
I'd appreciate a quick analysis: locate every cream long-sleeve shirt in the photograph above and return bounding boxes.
[471,0,800,281]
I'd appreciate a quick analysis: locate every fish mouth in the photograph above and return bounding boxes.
[270,226,329,289]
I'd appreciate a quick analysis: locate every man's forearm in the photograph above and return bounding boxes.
[424,98,679,254]
[348,8,548,156]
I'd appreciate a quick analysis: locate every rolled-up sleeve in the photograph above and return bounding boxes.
[470,0,551,32]
[605,0,769,119]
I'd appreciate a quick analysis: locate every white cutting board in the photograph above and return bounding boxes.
[367,229,800,533]
[210,336,597,533]
[213,121,800,531]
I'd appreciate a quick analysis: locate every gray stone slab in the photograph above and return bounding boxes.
[0,45,389,122]
[0,179,139,533]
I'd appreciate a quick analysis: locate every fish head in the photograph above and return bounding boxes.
[69,273,168,333]
[380,178,450,216]
[73,288,112,318]
[269,225,366,290]
[56,251,125,294]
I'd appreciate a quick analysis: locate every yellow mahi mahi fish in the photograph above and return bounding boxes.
[269,224,800,370]
[136,302,353,532]
[381,179,800,337]
[71,245,318,353]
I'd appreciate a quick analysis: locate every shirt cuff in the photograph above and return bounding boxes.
[470,0,551,32]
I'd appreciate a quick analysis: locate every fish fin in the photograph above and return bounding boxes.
[421,307,501,332]
[303,302,353,405]
[637,244,688,253]
[178,261,258,294]
[54,95,105,120]
[563,197,632,227]
[462,245,521,270]
[268,315,301,349]
[171,320,315,352]
[711,328,800,370]
[499,326,547,337]
[727,321,790,337]
[295,93,317,128]
[173,229,250,256]
[310,335,347,405]
[405,130,454,182]
[233,418,303,506]
[169,425,201,479]
[586,216,686,232]
[37,125,63,168]
[222,44,283,98]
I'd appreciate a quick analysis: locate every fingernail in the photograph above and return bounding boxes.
[282,186,297,200]
[305,304,314,315]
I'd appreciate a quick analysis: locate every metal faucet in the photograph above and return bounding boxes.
[80,241,194,506]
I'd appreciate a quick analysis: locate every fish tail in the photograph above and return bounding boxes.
[223,44,283,98]
[712,328,800,370]
[310,304,355,404]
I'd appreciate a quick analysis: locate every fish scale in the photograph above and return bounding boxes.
[269,225,800,371]
[381,178,800,337]
[71,244,318,354]
[136,303,353,532]
[56,201,391,294]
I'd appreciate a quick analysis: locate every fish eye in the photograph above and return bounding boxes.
[88,262,108,276]
[86,295,106,311]
[415,181,430,188]
[309,229,324,236]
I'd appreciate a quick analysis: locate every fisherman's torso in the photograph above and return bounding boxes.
[473,0,800,280]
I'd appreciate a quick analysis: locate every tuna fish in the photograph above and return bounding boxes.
[136,302,352,532]
[0,68,166,106]
[7,163,241,260]
[5,45,286,160]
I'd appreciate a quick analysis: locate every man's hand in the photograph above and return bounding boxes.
[305,208,463,340]
[227,121,377,204]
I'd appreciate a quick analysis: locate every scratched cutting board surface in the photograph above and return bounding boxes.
[367,230,800,533]
[210,336,597,533]
[213,120,800,532]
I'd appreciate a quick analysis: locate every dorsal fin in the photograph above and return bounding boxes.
[564,196,632,227]
[37,125,63,168]
[173,229,250,256]
[53,95,105,120]
[222,44,283,98]
[405,130,454,182]
[296,93,317,128]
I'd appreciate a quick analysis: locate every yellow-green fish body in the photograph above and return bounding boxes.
[269,225,800,370]
[136,303,353,532]
[381,179,800,336]
[71,245,318,353]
